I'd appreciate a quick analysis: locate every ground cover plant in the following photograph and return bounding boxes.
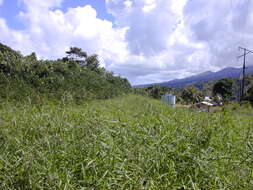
[0,95,252,189]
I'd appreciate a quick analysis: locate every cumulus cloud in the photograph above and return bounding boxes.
[106,0,253,84]
[1,0,253,85]
[106,0,211,84]
[184,0,253,69]
[0,0,128,67]
[0,18,33,52]
[106,0,178,56]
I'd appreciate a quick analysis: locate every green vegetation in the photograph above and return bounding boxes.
[180,86,204,104]
[135,76,253,105]
[212,78,233,102]
[0,43,131,102]
[245,78,253,105]
[134,85,205,104]
[1,43,253,189]
[0,95,252,189]
[245,85,253,105]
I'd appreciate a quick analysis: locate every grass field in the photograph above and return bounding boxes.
[0,95,252,189]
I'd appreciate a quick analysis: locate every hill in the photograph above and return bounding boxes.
[135,66,253,88]
[0,43,131,102]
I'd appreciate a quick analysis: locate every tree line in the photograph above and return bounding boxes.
[0,43,131,103]
[135,77,253,105]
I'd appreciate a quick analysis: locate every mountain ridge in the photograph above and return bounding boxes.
[135,65,253,88]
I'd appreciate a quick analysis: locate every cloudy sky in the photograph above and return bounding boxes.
[0,0,253,85]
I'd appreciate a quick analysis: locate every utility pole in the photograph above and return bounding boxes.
[237,47,253,102]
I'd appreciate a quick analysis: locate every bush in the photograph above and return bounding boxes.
[212,78,233,102]
[0,43,132,102]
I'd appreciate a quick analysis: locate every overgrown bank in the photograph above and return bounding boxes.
[0,43,131,102]
[0,95,252,189]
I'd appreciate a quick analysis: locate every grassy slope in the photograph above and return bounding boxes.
[0,95,252,190]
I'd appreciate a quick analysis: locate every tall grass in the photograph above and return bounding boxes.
[0,95,252,189]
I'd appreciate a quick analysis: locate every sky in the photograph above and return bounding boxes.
[0,0,253,85]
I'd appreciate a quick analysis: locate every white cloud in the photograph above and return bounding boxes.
[1,0,253,85]
[0,18,33,53]
[0,0,3,6]
[105,0,211,84]
[21,0,62,9]
[183,0,253,69]
[107,0,178,56]
[106,0,253,84]
[0,0,128,67]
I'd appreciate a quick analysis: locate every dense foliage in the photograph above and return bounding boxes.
[135,76,253,105]
[0,43,131,102]
[212,78,234,102]
[245,78,253,105]
[134,85,205,104]
[180,86,204,104]
[0,95,252,189]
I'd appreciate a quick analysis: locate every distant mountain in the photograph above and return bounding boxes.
[135,65,253,88]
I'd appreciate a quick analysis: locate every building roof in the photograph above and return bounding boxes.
[201,101,214,106]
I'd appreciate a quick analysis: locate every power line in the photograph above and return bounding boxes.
[237,46,253,102]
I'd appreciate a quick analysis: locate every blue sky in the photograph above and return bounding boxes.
[0,0,113,30]
[0,0,253,85]
[61,0,114,21]
[0,0,22,29]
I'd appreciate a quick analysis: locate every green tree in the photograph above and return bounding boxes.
[146,86,167,99]
[181,87,202,104]
[245,82,253,105]
[66,47,87,58]
[85,54,100,71]
[64,47,100,71]
[212,78,233,102]
[65,47,87,65]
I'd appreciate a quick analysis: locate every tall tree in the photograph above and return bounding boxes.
[212,78,233,102]
[65,47,87,65]
[181,86,201,104]
[64,47,100,71]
